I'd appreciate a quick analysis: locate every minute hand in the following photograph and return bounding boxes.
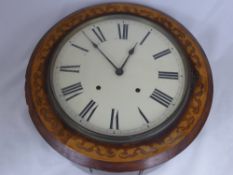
[82,31,118,70]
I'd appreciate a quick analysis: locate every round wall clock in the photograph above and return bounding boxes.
[25,3,213,174]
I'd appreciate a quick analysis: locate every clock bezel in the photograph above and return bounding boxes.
[25,3,213,172]
[46,14,194,144]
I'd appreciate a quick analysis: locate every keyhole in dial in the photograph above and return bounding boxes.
[96,85,101,90]
[135,88,141,93]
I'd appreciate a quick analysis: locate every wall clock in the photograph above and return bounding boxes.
[25,3,213,174]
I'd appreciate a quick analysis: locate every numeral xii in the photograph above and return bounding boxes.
[118,23,128,40]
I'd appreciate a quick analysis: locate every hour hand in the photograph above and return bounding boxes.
[82,31,118,70]
[116,42,138,76]
[121,42,137,68]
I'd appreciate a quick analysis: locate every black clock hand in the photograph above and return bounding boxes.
[82,31,118,70]
[116,43,138,75]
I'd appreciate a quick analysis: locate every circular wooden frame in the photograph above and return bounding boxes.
[25,3,213,172]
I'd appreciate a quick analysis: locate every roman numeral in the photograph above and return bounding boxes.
[60,65,80,73]
[158,71,179,80]
[150,89,173,108]
[79,100,98,121]
[153,49,171,60]
[61,82,83,101]
[110,109,119,130]
[92,26,106,42]
[138,107,149,124]
[70,42,89,52]
[118,23,128,40]
[140,30,151,45]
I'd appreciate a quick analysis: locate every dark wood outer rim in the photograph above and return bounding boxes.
[25,3,213,172]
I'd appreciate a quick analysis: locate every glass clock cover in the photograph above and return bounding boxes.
[48,14,191,143]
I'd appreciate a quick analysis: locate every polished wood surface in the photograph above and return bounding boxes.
[25,3,213,172]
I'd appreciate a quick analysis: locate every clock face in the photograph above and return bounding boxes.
[48,14,191,143]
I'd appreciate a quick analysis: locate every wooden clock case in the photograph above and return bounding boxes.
[25,3,213,172]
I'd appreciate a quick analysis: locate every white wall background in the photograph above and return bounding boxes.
[0,0,232,175]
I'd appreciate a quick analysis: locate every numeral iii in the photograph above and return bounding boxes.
[158,71,179,80]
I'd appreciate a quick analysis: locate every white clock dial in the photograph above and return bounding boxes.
[49,15,191,142]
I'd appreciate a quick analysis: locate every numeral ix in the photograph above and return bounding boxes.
[60,65,80,73]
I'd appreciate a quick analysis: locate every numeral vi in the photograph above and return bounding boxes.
[110,109,119,130]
